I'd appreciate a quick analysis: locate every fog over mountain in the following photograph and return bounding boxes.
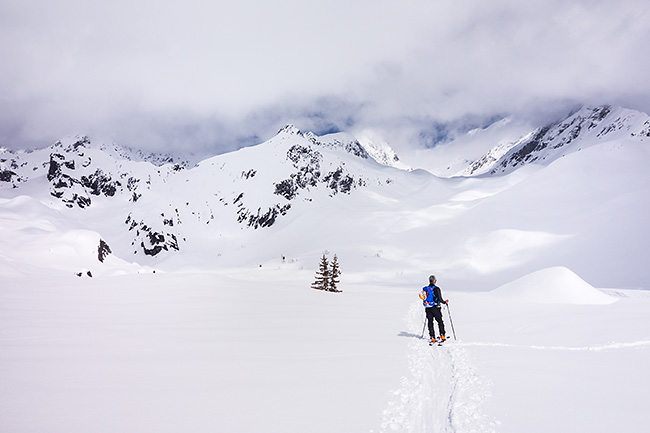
[1,0,649,156]
[2,2,650,431]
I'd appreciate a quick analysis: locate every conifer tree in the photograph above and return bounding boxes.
[328,254,342,292]
[311,253,330,291]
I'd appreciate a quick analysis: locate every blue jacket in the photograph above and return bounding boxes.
[421,285,443,308]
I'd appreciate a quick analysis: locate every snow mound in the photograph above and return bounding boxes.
[0,196,147,277]
[491,266,617,305]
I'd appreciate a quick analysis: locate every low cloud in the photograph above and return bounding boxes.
[1,0,648,154]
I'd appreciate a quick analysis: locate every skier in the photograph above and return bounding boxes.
[419,275,448,344]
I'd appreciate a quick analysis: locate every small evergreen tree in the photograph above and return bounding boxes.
[328,254,342,292]
[311,253,330,291]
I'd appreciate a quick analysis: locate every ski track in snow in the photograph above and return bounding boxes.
[379,303,499,433]
[458,340,650,352]
[379,301,650,433]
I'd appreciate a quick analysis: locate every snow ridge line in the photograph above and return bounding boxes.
[458,340,650,352]
[379,303,497,433]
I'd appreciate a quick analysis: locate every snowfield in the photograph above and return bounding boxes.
[3,271,649,433]
[2,106,650,432]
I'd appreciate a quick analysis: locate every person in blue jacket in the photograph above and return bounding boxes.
[420,275,448,342]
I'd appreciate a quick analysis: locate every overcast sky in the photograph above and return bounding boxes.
[1,0,649,154]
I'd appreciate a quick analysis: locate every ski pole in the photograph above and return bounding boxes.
[445,302,457,340]
[420,316,427,339]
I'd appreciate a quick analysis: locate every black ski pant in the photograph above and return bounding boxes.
[425,306,445,338]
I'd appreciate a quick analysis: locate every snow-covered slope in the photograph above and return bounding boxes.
[355,129,412,170]
[401,116,537,177]
[2,110,650,288]
[2,107,650,433]
[490,266,617,305]
[1,125,442,273]
[464,105,650,175]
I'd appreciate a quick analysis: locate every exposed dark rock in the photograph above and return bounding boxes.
[0,169,16,182]
[241,169,256,179]
[287,144,322,168]
[47,153,65,181]
[497,126,551,171]
[278,124,303,136]
[274,179,298,200]
[81,169,121,196]
[126,213,181,256]
[237,204,292,229]
[64,194,91,209]
[98,239,112,262]
[323,167,355,194]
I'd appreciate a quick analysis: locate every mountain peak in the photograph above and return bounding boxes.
[52,135,92,153]
[277,125,303,136]
[49,135,195,168]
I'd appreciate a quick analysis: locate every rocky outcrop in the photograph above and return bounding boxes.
[465,105,650,176]
[125,214,180,257]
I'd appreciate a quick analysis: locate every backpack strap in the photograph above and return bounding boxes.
[430,285,439,304]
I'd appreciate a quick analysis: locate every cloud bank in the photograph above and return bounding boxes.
[1,0,648,154]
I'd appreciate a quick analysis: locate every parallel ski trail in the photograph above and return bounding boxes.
[380,303,498,433]
[457,340,650,352]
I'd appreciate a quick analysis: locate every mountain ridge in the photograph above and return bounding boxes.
[2,104,650,291]
[0,125,410,264]
[463,105,650,176]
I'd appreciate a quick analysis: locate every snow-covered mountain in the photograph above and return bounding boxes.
[2,105,650,288]
[354,129,412,170]
[464,105,650,176]
[1,124,421,272]
[2,105,650,433]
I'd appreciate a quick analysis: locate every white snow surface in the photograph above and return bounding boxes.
[2,110,650,432]
[491,266,617,305]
